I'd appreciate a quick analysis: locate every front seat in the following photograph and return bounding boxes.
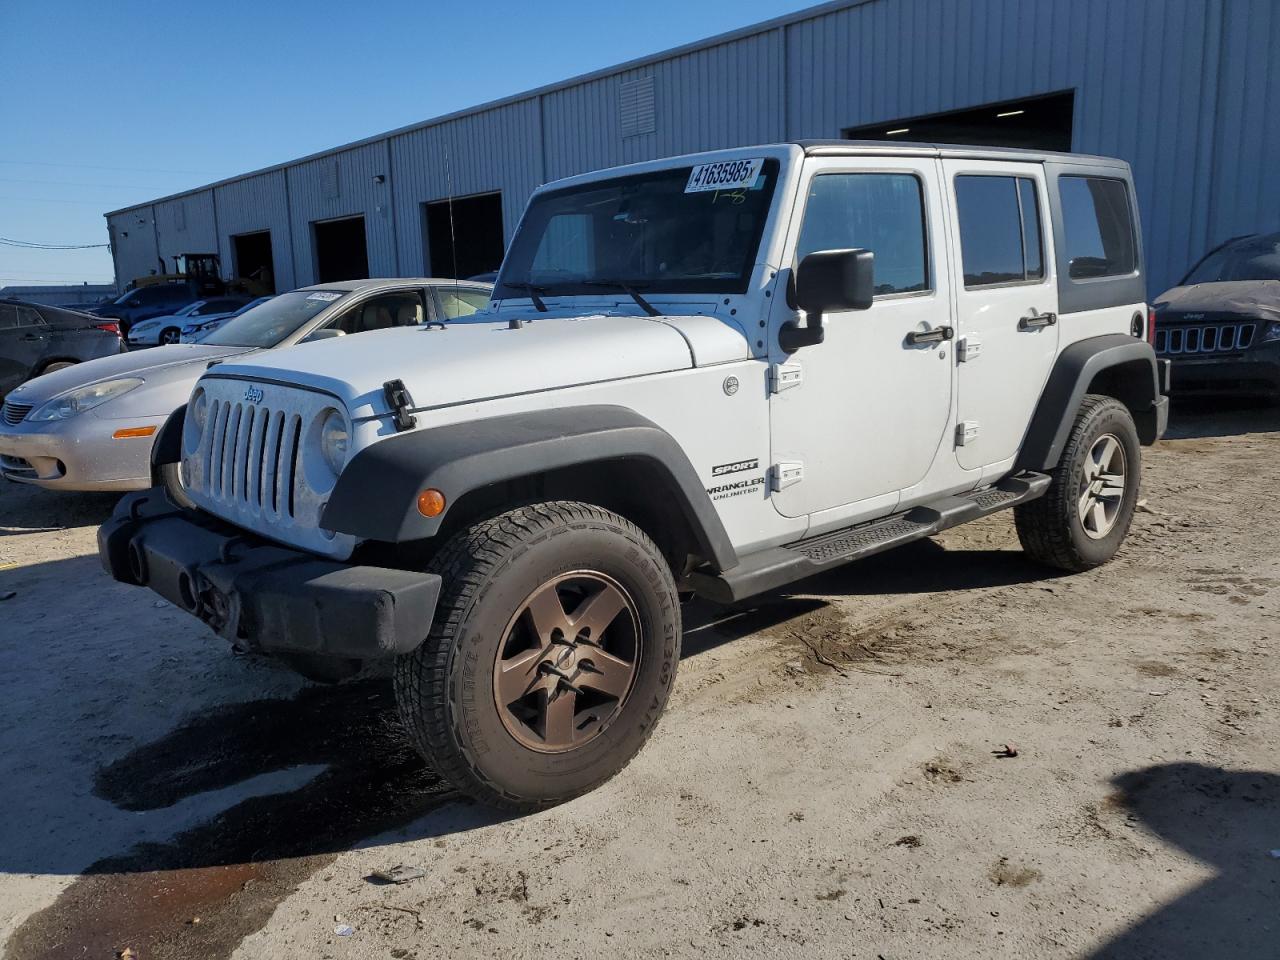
[395,301,424,326]
[357,304,395,333]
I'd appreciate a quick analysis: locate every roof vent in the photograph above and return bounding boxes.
[619,76,656,137]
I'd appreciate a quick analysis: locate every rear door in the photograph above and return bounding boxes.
[943,162,1058,472]
[0,304,53,393]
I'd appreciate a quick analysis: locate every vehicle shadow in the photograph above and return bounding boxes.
[0,482,121,535]
[1089,762,1280,959]
[1164,397,1279,440]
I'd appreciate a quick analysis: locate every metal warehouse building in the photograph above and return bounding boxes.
[106,0,1280,299]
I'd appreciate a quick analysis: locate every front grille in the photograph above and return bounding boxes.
[182,377,355,559]
[2,400,34,425]
[204,400,302,519]
[1156,322,1255,356]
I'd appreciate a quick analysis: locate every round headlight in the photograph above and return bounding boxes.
[190,390,208,432]
[320,409,349,474]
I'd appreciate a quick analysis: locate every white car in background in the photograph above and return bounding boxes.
[181,296,274,343]
[126,297,251,347]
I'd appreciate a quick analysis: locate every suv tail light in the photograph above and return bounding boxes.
[1147,307,1156,345]
[94,321,121,336]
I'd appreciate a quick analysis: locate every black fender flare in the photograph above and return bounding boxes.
[1016,334,1166,473]
[151,403,186,469]
[320,404,738,573]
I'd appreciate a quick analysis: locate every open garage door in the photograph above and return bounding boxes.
[845,91,1075,152]
[424,192,505,279]
[231,230,275,293]
[313,216,370,283]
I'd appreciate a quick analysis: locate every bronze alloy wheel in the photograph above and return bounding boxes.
[493,571,641,753]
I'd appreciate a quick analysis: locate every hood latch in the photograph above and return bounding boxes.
[383,379,417,432]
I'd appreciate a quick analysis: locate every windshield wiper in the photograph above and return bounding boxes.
[507,281,549,313]
[582,280,660,317]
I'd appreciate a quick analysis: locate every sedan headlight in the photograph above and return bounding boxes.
[319,409,349,474]
[28,378,144,421]
[1261,321,1280,344]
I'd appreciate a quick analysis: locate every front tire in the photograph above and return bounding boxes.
[159,327,181,345]
[394,502,680,810]
[1015,395,1141,572]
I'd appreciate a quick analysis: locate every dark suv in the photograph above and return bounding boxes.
[92,283,197,336]
[1153,232,1280,397]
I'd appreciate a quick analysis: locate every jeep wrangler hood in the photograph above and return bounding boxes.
[205,314,748,418]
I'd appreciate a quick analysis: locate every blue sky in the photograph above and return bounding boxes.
[0,0,817,288]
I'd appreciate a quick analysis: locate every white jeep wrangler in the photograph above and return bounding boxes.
[101,141,1169,809]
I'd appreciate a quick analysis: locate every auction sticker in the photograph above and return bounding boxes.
[685,158,764,193]
[306,291,343,302]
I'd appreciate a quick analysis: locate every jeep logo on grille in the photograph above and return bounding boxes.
[243,385,264,403]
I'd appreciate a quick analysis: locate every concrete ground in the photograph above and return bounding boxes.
[0,401,1276,960]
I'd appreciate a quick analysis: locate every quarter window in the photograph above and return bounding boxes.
[436,288,492,319]
[1060,176,1136,279]
[954,175,1045,287]
[796,173,929,296]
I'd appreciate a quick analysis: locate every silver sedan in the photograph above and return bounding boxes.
[0,278,492,491]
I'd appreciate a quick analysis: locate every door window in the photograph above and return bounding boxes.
[954,175,1045,287]
[325,292,425,335]
[435,287,492,319]
[0,304,18,330]
[795,173,929,296]
[14,306,45,328]
[1059,176,1136,279]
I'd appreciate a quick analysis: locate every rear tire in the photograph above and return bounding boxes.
[1015,394,1141,572]
[40,361,75,374]
[160,327,181,345]
[394,501,680,810]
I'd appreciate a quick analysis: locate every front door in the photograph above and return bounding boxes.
[942,162,1059,471]
[769,158,955,520]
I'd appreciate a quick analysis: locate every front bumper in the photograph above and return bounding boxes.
[1164,352,1280,397]
[0,412,163,490]
[98,489,441,659]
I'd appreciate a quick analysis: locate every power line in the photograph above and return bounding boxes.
[0,176,158,190]
[0,235,110,250]
[0,158,221,176]
[0,194,123,205]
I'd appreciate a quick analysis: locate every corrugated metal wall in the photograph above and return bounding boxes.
[389,99,543,276]
[152,190,218,266]
[108,206,160,288]
[213,169,295,291]
[107,0,1279,297]
[284,141,397,286]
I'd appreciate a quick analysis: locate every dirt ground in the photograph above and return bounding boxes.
[1,400,1277,960]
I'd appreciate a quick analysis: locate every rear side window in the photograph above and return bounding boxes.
[954,175,1044,287]
[796,173,929,296]
[436,288,492,319]
[0,304,18,330]
[1060,176,1136,279]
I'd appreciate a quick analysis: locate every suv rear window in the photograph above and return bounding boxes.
[1060,176,1137,279]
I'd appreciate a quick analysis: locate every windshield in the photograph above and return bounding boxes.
[202,289,348,348]
[495,158,780,299]
[1184,235,1280,284]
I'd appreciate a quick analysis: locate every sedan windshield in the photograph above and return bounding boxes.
[495,159,779,299]
[1184,234,1280,284]
[202,289,348,348]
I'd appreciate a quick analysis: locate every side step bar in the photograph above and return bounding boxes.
[689,472,1051,603]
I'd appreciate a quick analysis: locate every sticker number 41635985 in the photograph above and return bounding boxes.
[685,158,764,193]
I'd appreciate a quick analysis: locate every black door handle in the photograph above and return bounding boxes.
[1019,311,1057,330]
[906,325,955,345]
[21,333,44,341]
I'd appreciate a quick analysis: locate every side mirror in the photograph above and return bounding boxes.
[301,328,345,343]
[780,248,875,352]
